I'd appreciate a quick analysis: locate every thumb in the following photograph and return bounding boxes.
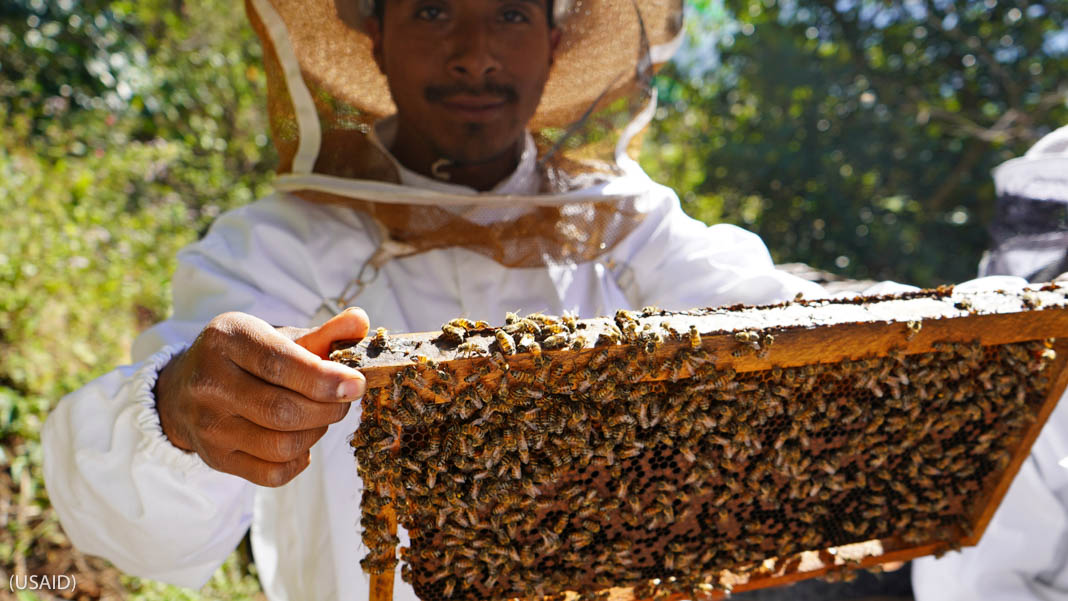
[289,307,371,359]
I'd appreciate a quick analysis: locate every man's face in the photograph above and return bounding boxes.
[368,0,560,166]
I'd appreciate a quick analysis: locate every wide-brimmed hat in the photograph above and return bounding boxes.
[244,0,684,271]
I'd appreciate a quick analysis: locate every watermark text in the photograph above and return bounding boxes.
[9,573,77,592]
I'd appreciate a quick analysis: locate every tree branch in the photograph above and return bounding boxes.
[924,137,988,212]
[919,0,1022,110]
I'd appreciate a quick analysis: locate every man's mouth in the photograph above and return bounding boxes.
[441,94,507,109]
[426,85,517,123]
[439,95,508,121]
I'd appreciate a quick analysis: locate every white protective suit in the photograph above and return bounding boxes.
[41,124,827,601]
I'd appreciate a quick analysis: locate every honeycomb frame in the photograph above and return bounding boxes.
[331,284,1068,601]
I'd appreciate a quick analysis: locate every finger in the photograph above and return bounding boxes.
[880,561,905,572]
[216,449,311,488]
[295,307,370,358]
[221,418,329,463]
[216,312,366,403]
[232,378,351,431]
[275,325,312,341]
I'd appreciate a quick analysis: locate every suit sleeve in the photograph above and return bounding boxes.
[41,196,326,588]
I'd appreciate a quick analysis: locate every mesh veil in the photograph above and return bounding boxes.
[245,0,684,269]
[979,126,1068,282]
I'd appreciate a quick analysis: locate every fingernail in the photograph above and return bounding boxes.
[337,377,366,400]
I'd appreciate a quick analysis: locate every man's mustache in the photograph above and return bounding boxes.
[425,83,518,104]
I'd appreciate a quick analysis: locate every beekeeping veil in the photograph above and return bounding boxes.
[244,0,684,283]
[979,125,1068,282]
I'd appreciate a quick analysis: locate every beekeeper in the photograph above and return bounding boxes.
[41,0,828,598]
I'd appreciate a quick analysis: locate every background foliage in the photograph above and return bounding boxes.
[1,0,274,597]
[642,0,1067,284]
[1,0,1065,598]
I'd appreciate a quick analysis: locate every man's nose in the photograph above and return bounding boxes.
[445,21,501,80]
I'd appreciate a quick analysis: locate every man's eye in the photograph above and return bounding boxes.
[501,8,530,23]
[415,5,445,20]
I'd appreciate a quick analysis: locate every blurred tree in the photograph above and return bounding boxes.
[1,2,274,597]
[0,0,274,218]
[0,0,276,400]
[640,0,1068,286]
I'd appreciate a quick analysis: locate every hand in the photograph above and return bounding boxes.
[155,308,369,487]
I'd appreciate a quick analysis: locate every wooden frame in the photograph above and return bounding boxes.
[334,284,1068,601]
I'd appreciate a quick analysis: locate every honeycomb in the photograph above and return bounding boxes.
[331,284,1068,601]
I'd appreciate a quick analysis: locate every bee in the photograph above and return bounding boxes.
[561,310,578,331]
[1020,290,1043,309]
[591,439,617,467]
[687,324,702,349]
[370,327,389,349]
[710,370,736,389]
[580,516,606,535]
[432,366,455,386]
[509,366,536,386]
[589,349,611,370]
[516,430,531,464]
[411,354,438,369]
[494,329,516,354]
[570,530,595,548]
[505,318,541,336]
[524,311,558,326]
[734,330,759,345]
[330,345,361,365]
[606,413,636,431]
[597,324,624,345]
[568,335,588,351]
[516,331,537,351]
[757,332,775,357]
[541,333,570,350]
[733,422,760,449]
[642,331,665,354]
[455,341,486,358]
[539,322,568,336]
[447,318,478,330]
[906,320,923,340]
[593,381,616,404]
[439,323,467,344]
[656,320,680,340]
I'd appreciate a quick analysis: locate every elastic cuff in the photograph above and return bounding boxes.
[130,343,210,475]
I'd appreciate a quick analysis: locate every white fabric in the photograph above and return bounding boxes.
[42,148,824,600]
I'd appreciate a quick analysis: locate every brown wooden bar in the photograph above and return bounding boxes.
[338,285,1068,390]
